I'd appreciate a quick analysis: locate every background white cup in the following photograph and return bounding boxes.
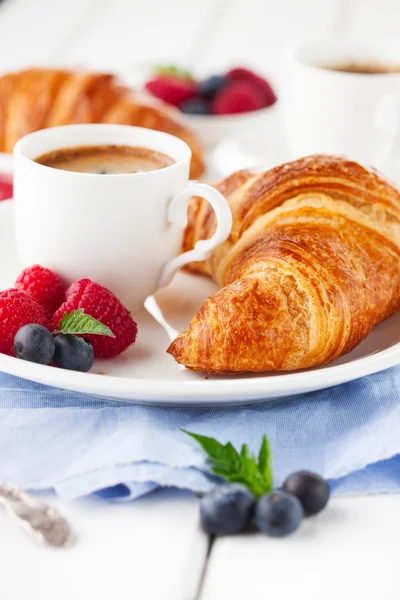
[286,40,400,175]
[13,124,232,313]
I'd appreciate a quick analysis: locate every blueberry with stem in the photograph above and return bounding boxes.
[255,491,303,537]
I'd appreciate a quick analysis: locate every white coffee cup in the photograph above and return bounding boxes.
[13,124,232,312]
[286,40,400,171]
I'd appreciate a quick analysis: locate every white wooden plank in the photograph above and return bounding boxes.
[61,0,219,70]
[0,489,208,600]
[0,0,101,72]
[201,496,400,600]
[194,0,340,77]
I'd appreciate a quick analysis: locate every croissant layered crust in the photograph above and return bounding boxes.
[0,68,205,178]
[168,156,400,373]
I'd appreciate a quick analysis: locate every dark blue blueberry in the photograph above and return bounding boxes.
[14,324,55,365]
[282,471,330,516]
[53,334,94,372]
[255,491,303,537]
[197,75,227,100]
[200,483,255,535]
[180,98,210,115]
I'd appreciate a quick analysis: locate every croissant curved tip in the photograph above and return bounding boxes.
[166,334,186,361]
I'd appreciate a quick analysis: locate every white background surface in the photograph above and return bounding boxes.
[1,0,400,598]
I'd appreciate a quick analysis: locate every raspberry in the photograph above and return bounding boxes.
[0,289,49,356]
[53,279,137,358]
[0,174,13,201]
[15,265,67,318]
[145,76,197,107]
[227,67,277,107]
[211,81,265,115]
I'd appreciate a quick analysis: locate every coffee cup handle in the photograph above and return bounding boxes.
[159,182,232,288]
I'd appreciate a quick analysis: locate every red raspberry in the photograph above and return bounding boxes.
[212,81,265,115]
[0,289,49,355]
[15,265,67,318]
[227,67,277,107]
[145,76,197,107]
[0,174,13,201]
[53,279,137,358]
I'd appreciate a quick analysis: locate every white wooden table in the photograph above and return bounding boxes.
[1,0,400,597]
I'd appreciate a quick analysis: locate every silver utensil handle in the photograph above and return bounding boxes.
[0,482,73,548]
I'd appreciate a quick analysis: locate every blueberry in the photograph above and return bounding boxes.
[200,483,255,535]
[255,490,303,537]
[197,75,227,100]
[180,98,210,115]
[14,324,55,365]
[53,334,94,372]
[282,471,330,516]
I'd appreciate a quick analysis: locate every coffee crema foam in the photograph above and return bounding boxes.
[35,145,175,174]
[322,61,400,75]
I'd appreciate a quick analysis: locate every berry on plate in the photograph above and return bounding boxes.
[282,471,330,516]
[0,289,49,355]
[14,324,55,365]
[145,76,197,108]
[227,67,277,106]
[197,75,227,100]
[15,265,67,317]
[53,333,94,372]
[180,98,210,115]
[211,80,265,115]
[200,483,255,536]
[53,279,137,358]
[255,490,303,537]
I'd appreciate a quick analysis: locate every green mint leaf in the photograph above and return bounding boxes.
[239,453,267,498]
[183,430,274,498]
[211,466,234,477]
[153,64,193,80]
[224,442,241,472]
[240,443,249,461]
[258,434,273,492]
[221,474,250,487]
[182,430,227,461]
[54,309,115,337]
[181,430,240,472]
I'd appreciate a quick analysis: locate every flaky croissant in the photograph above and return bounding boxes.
[0,68,204,178]
[168,155,400,373]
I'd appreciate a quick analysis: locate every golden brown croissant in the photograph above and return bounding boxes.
[0,68,204,178]
[168,155,400,373]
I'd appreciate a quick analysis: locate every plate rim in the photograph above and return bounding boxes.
[2,190,400,405]
[1,345,400,405]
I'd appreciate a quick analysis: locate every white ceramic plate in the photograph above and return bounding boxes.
[1,199,400,405]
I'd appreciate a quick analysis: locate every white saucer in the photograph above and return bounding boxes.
[212,123,400,188]
[1,199,400,405]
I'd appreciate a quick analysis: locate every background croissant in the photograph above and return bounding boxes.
[0,68,204,179]
[168,155,400,373]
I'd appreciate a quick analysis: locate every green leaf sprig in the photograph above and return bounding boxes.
[182,430,273,498]
[53,309,115,338]
[153,64,193,81]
